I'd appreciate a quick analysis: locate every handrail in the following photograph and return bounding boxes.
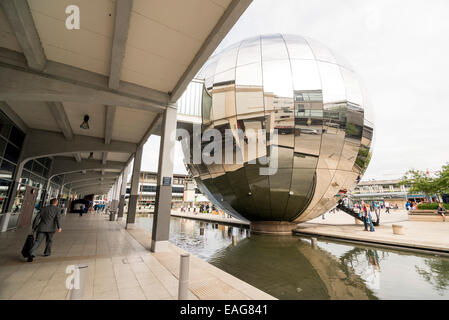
[336,200,380,226]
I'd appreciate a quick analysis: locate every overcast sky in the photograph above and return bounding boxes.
[142,0,449,181]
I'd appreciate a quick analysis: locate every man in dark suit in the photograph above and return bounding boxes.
[28,198,62,262]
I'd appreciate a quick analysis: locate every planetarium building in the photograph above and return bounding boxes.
[182,34,374,233]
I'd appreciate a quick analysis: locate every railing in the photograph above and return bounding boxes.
[336,200,380,226]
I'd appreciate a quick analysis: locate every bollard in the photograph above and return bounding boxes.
[0,212,11,232]
[311,237,318,249]
[69,264,88,300]
[178,254,190,300]
[392,224,404,235]
[232,227,238,246]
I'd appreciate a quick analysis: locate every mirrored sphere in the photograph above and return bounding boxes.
[184,34,374,223]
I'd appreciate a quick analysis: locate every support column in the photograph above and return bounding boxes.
[111,178,119,211]
[118,164,130,219]
[126,146,143,227]
[151,107,177,252]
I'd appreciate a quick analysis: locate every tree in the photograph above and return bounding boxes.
[400,163,449,201]
[399,169,438,201]
[436,163,449,195]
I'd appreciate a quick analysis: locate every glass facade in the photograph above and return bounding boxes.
[0,111,61,214]
[12,157,54,213]
[0,111,25,213]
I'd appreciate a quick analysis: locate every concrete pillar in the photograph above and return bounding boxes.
[126,146,143,227]
[111,178,119,211]
[118,164,131,219]
[116,175,122,208]
[151,107,177,252]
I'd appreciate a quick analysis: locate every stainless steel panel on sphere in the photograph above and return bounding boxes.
[183,34,374,223]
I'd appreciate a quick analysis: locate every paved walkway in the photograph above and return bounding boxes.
[295,210,449,253]
[0,213,274,300]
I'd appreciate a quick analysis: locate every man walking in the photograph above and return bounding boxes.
[385,201,390,214]
[28,198,62,262]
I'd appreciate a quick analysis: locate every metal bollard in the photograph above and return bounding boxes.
[69,264,88,300]
[311,237,318,249]
[232,227,238,246]
[178,254,190,300]
[0,212,11,232]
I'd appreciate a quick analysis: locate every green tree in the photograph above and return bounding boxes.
[399,169,438,201]
[436,163,449,195]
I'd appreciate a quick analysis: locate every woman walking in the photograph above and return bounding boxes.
[438,203,446,222]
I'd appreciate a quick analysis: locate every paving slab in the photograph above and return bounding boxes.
[0,213,274,300]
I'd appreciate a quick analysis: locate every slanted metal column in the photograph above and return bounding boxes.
[118,164,131,219]
[41,160,54,208]
[126,146,143,227]
[4,162,24,213]
[151,107,177,252]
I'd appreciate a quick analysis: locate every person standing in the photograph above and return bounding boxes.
[374,202,380,223]
[385,201,390,214]
[28,198,62,262]
[362,203,368,231]
[362,203,375,232]
[405,201,410,211]
[365,204,375,232]
[438,203,446,222]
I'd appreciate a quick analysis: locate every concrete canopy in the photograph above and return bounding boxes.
[0,0,252,196]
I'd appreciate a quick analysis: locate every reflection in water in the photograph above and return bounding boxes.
[415,258,449,295]
[137,216,449,299]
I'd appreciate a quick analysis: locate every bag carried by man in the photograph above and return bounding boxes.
[21,234,34,258]
[21,211,42,258]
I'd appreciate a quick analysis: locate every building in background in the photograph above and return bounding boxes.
[125,171,209,210]
[349,179,428,208]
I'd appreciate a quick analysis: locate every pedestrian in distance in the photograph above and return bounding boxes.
[438,203,446,222]
[365,204,375,232]
[405,201,410,211]
[362,203,368,231]
[362,203,375,232]
[385,201,390,214]
[374,202,380,223]
[79,203,85,217]
[27,198,62,262]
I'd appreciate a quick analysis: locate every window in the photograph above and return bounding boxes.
[4,143,20,163]
[9,126,25,148]
[0,114,11,139]
[0,159,15,176]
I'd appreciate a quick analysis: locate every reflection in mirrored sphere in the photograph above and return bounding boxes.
[184,34,373,231]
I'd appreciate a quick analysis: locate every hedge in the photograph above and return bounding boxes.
[417,203,449,210]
